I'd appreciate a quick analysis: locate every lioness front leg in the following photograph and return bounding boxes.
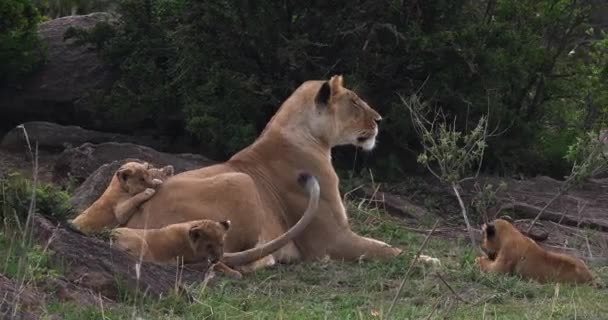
[328,230,402,261]
[114,188,156,224]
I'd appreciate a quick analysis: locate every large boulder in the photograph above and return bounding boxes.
[1,121,167,153]
[53,141,214,184]
[0,12,116,132]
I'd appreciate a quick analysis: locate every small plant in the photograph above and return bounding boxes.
[1,171,72,228]
[471,181,508,223]
[401,93,496,246]
[526,130,608,232]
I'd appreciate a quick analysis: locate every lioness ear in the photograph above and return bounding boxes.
[485,223,496,238]
[329,75,343,93]
[220,220,231,230]
[315,81,331,109]
[161,165,174,177]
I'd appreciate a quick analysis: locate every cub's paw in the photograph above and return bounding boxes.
[151,178,163,186]
[143,188,156,197]
[475,256,489,268]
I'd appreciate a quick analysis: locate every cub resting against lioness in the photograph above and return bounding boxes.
[476,218,594,284]
[111,173,320,276]
[71,161,174,234]
[76,75,426,271]
[112,219,243,279]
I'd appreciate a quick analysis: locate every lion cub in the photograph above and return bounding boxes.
[71,162,174,234]
[476,218,594,284]
[112,219,242,279]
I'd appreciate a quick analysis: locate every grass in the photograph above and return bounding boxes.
[1,177,608,319]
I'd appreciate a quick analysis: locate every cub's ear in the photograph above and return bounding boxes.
[189,226,207,242]
[116,168,133,183]
[219,220,231,230]
[161,165,174,177]
[485,223,496,238]
[314,81,331,109]
[499,215,514,223]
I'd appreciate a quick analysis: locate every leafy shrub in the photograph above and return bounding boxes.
[68,0,608,178]
[0,172,72,227]
[0,0,44,86]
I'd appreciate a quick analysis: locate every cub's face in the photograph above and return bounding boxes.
[481,222,498,260]
[116,162,174,195]
[314,75,382,151]
[187,220,231,264]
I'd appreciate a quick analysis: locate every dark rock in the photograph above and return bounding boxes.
[55,142,215,212]
[1,121,166,153]
[31,215,212,300]
[53,141,214,184]
[0,12,116,132]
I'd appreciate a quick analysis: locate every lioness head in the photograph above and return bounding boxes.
[481,218,514,260]
[188,219,231,264]
[313,75,382,151]
[116,162,163,195]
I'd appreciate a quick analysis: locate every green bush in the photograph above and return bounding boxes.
[68,0,608,178]
[0,0,45,86]
[0,172,72,227]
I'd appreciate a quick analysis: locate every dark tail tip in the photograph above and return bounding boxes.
[297,171,313,187]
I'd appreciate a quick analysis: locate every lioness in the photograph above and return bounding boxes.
[124,75,402,269]
[71,162,174,234]
[113,172,320,276]
[112,219,243,279]
[476,219,594,284]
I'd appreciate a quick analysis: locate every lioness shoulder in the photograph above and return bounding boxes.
[71,162,174,234]
[476,218,594,284]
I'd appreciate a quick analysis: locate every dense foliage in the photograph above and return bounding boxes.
[66,0,608,178]
[0,0,44,86]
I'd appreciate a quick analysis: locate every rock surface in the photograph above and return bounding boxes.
[32,215,212,300]
[0,12,116,132]
[53,142,213,183]
[1,121,166,153]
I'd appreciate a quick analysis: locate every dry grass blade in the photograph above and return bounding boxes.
[385,220,439,320]
[435,271,468,304]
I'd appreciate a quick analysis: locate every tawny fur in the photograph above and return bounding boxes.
[71,162,174,234]
[123,75,404,272]
[476,219,594,284]
[112,219,242,279]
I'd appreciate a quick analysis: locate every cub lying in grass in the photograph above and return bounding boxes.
[476,218,594,284]
[112,219,243,279]
[71,161,174,234]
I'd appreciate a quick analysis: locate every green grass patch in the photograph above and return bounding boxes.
[1,174,606,319]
